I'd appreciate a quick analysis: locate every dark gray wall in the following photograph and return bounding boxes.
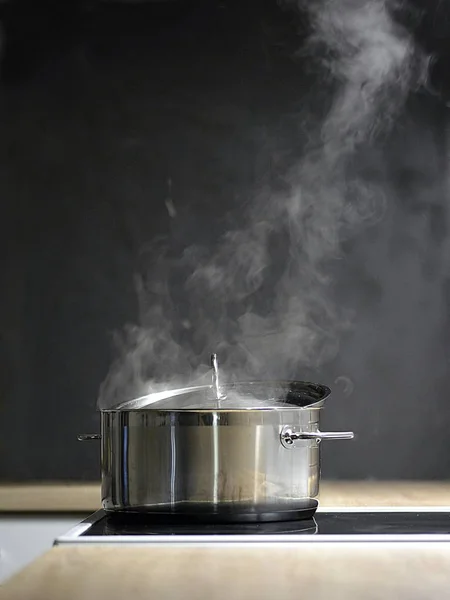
[1,0,450,480]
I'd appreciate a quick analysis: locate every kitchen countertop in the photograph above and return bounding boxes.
[2,481,450,599]
[2,541,450,600]
[1,480,450,512]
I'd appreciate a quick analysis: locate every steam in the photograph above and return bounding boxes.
[98,0,426,409]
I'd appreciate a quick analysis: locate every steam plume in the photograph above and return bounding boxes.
[98,0,425,409]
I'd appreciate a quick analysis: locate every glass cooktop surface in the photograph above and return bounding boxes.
[83,511,450,536]
[55,509,450,544]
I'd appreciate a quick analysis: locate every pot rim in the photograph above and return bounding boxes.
[100,380,331,413]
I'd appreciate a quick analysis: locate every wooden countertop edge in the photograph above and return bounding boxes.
[0,484,101,513]
[1,481,450,512]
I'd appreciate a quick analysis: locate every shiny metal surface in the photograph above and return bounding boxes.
[109,380,330,413]
[280,427,354,448]
[100,408,322,515]
[79,381,352,518]
[55,533,450,546]
[210,353,225,400]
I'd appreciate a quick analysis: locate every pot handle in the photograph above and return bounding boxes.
[77,434,101,441]
[281,427,354,448]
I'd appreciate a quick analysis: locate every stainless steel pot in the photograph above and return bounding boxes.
[79,381,354,522]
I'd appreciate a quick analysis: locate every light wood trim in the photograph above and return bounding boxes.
[1,481,450,512]
[0,483,101,512]
[3,543,450,600]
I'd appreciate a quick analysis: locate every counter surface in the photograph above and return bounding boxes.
[2,541,450,600]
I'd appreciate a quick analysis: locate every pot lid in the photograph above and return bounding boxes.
[107,380,331,412]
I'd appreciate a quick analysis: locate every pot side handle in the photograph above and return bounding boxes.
[77,434,101,441]
[299,431,354,440]
[281,427,354,448]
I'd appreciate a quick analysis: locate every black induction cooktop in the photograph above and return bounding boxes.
[54,509,450,544]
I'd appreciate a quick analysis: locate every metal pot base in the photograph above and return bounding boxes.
[103,499,319,523]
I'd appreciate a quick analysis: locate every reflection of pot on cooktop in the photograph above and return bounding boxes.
[98,515,319,537]
[60,510,450,543]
